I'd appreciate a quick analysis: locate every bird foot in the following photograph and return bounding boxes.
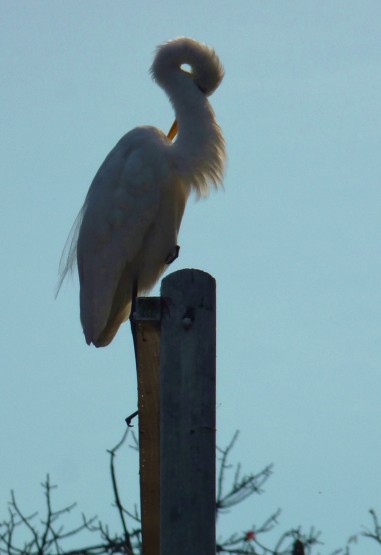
[165,245,180,265]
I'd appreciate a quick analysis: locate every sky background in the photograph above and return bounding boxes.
[1,1,381,553]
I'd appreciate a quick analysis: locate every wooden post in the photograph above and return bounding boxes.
[135,297,161,555]
[160,269,216,555]
[135,270,217,555]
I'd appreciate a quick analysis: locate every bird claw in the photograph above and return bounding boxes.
[165,245,180,265]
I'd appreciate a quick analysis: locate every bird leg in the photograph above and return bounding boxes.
[125,281,139,427]
[130,285,138,362]
[165,245,180,265]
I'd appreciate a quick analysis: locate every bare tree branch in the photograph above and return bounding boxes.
[1,431,380,555]
[216,432,273,514]
[362,509,381,544]
[106,430,134,555]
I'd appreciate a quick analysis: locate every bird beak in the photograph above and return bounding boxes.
[167,120,178,141]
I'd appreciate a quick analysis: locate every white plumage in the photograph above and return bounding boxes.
[57,37,225,347]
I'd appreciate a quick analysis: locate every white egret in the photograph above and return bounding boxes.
[57,37,225,347]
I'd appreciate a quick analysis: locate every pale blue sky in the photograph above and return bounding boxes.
[1,1,381,552]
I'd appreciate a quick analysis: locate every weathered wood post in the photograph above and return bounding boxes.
[160,269,216,555]
[135,298,161,555]
[135,269,216,555]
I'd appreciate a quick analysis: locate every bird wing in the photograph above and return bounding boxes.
[55,205,86,297]
[75,128,166,342]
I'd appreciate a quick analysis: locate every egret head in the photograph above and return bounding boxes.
[151,37,224,97]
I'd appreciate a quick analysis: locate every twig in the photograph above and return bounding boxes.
[362,509,381,544]
[106,430,134,555]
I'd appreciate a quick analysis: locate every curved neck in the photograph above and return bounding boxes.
[169,73,214,154]
[160,71,225,195]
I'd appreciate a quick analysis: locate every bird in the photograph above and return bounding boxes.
[57,37,225,347]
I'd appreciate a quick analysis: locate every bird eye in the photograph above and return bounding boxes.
[180,63,205,93]
[181,63,192,74]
